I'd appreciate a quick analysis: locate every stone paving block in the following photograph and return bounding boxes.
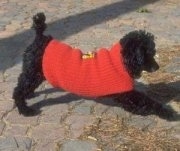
[0,111,5,119]
[60,140,98,151]
[34,140,57,151]
[4,125,28,137]
[15,136,32,151]
[0,72,4,82]
[81,99,97,106]
[0,57,12,72]
[0,136,32,151]
[0,21,6,27]
[0,82,17,101]
[65,114,95,138]
[5,22,21,32]
[0,121,5,135]
[0,30,18,38]
[5,110,39,125]
[13,15,26,23]
[22,22,31,30]
[156,118,180,130]
[172,124,180,140]
[40,104,69,124]
[165,57,180,73]
[125,115,157,130]
[0,137,18,151]
[105,106,130,119]
[1,18,11,25]
[0,27,5,32]
[73,104,91,115]
[94,103,109,117]
[4,64,21,82]
[0,101,14,112]
[31,124,65,142]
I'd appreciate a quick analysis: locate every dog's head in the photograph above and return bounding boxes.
[120,30,159,79]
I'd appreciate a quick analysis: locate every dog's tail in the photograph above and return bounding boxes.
[32,12,47,36]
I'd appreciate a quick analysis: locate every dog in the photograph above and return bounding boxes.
[13,12,174,119]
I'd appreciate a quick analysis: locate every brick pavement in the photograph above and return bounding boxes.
[0,0,180,150]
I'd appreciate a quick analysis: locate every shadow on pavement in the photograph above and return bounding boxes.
[0,0,159,71]
[30,81,180,121]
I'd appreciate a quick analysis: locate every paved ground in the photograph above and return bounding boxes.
[0,0,180,150]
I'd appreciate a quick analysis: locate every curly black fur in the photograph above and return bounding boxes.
[120,30,159,78]
[13,13,52,116]
[13,13,175,119]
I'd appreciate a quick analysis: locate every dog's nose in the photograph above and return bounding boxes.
[150,63,159,72]
[145,61,159,73]
[154,63,159,70]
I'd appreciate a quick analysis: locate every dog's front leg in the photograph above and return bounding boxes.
[113,90,175,120]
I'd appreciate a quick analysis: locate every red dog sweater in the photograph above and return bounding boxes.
[42,40,134,97]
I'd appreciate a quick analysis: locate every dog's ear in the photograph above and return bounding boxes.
[120,32,145,68]
[121,45,145,78]
[120,31,146,78]
[135,47,144,66]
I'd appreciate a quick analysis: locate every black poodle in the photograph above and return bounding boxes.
[13,13,174,119]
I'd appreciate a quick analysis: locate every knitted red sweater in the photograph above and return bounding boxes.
[42,40,134,97]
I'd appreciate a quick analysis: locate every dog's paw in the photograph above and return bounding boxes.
[18,106,41,117]
[155,106,179,121]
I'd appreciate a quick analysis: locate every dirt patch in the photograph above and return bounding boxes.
[82,117,180,151]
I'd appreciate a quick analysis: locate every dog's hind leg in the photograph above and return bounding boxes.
[13,12,52,116]
[13,71,44,116]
